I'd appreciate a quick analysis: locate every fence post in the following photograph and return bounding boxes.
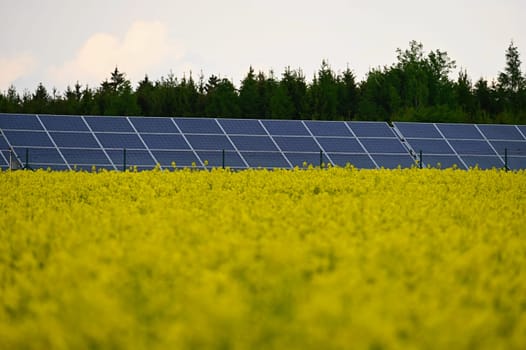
[504,148,508,172]
[222,149,225,169]
[123,148,127,171]
[419,150,423,169]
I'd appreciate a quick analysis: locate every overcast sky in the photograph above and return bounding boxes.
[1,0,525,93]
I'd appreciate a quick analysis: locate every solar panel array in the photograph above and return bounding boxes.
[0,113,525,170]
[393,122,526,170]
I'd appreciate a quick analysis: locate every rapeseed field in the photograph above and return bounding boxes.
[0,167,525,349]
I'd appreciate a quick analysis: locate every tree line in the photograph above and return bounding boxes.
[1,41,525,124]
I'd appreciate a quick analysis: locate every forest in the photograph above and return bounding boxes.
[1,41,525,124]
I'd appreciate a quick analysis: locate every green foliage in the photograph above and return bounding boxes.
[1,41,526,124]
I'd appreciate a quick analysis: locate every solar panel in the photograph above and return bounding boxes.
[462,156,504,169]
[40,115,89,132]
[1,114,525,171]
[196,150,246,168]
[141,134,189,150]
[152,150,201,167]
[130,117,180,133]
[261,120,310,136]
[186,135,234,150]
[360,138,408,154]
[3,131,54,147]
[96,133,145,149]
[316,137,364,153]
[61,149,112,166]
[241,151,291,168]
[229,135,277,151]
[436,124,483,139]
[85,116,134,132]
[447,140,496,155]
[305,121,352,137]
[394,123,441,138]
[273,136,320,152]
[51,132,100,148]
[371,154,416,168]
[477,124,523,140]
[14,147,66,166]
[175,118,222,134]
[285,152,331,167]
[0,114,43,130]
[405,139,453,154]
[218,119,267,135]
[329,154,376,168]
[106,150,156,167]
[489,141,526,156]
[348,122,395,137]
[420,155,465,169]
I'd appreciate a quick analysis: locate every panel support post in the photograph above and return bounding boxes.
[320,149,323,168]
[25,148,29,169]
[123,148,127,172]
[419,150,423,169]
[222,149,225,169]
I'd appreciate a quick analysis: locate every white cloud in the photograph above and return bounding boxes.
[49,20,185,88]
[0,53,36,91]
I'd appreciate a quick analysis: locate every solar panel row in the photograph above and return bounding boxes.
[1,114,525,170]
[394,122,526,170]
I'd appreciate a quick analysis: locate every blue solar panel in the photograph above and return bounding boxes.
[478,124,523,140]
[517,126,526,139]
[372,154,415,168]
[273,136,319,152]
[0,150,10,167]
[316,137,364,153]
[229,135,277,151]
[196,150,246,168]
[284,152,331,167]
[40,115,89,131]
[51,132,99,148]
[84,116,134,132]
[406,139,454,154]
[186,135,234,150]
[175,118,222,134]
[4,131,54,147]
[0,133,9,149]
[489,141,526,156]
[421,155,466,169]
[360,138,407,154]
[241,152,290,168]
[448,140,496,155]
[329,154,376,168]
[152,150,200,167]
[349,122,395,137]
[436,124,483,139]
[60,149,112,166]
[218,119,266,135]
[394,123,441,138]
[261,120,309,136]
[305,121,352,137]
[130,117,179,133]
[106,150,156,166]
[0,114,43,130]
[14,147,65,165]
[96,133,145,149]
[141,134,189,150]
[461,156,504,169]
[508,157,526,170]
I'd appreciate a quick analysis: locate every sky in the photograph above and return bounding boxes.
[0,0,525,93]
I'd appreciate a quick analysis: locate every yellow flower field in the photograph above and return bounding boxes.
[1,167,525,349]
